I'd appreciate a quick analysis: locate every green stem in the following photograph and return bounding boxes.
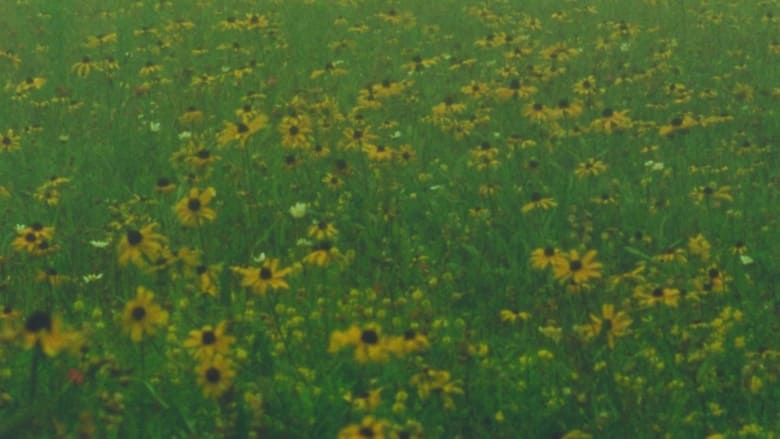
[29,347,41,401]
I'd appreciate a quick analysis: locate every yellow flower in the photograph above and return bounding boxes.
[329,324,390,363]
[521,192,557,213]
[122,286,169,343]
[303,241,342,267]
[581,304,632,349]
[338,416,389,439]
[0,129,21,152]
[530,246,564,270]
[183,321,235,361]
[196,355,236,399]
[308,220,338,240]
[552,250,603,284]
[174,187,217,227]
[590,108,631,134]
[217,114,268,147]
[231,258,293,296]
[22,311,82,357]
[574,158,607,178]
[117,223,167,268]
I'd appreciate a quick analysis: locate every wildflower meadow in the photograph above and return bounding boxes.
[1,0,779,437]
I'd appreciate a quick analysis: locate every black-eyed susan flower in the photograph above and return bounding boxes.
[179,106,204,124]
[344,388,382,411]
[577,304,632,349]
[308,220,338,240]
[117,223,167,267]
[196,355,236,399]
[279,114,313,149]
[530,246,565,270]
[231,258,293,296]
[633,285,680,308]
[337,416,389,439]
[35,267,67,287]
[183,321,235,361]
[553,249,603,284]
[322,173,344,190]
[690,184,733,205]
[659,114,696,137]
[15,76,46,95]
[304,240,341,267]
[575,158,607,178]
[388,329,430,355]
[22,311,72,357]
[410,368,463,410]
[121,287,169,343]
[341,126,378,150]
[191,263,221,297]
[329,324,390,363]
[174,187,217,227]
[688,233,711,260]
[139,61,163,76]
[363,144,394,161]
[573,75,599,96]
[12,223,54,254]
[495,79,537,100]
[0,129,21,152]
[71,56,98,78]
[552,98,584,119]
[590,108,631,133]
[521,192,557,213]
[241,12,269,30]
[217,114,268,147]
[154,177,176,194]
[522,102,552,123]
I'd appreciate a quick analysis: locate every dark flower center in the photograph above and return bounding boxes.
[361,329,379,345]
[543,247,555,256]
[569,260,583,271]
[132,306,147,321]
[196,149,210,159]
[188,198,201,211]
[289,125,299,135]
[602,108,614,117]
[206,367,220,383]
[359,427,375,437]
[202,330,216,345]
[259,267,272,279]
[196,265,207,275]
[157,177,171,187]
[25,311,52,332]
[652,288,664,297]
[127,230,143,245]
[25,232,37,243]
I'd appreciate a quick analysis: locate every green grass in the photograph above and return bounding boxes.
[0,0,778,437]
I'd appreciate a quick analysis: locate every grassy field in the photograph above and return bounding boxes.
[1,0,779,437]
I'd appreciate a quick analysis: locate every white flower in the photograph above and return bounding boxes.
[82,273,104,283]
[149,121,161,132]
[89,240,109,248]
[178,131,192,140]
[252,252,266,263]
[15,224,26,232]
[296,238,312,247]
[739,255,754,265]
[289,202,308,219]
